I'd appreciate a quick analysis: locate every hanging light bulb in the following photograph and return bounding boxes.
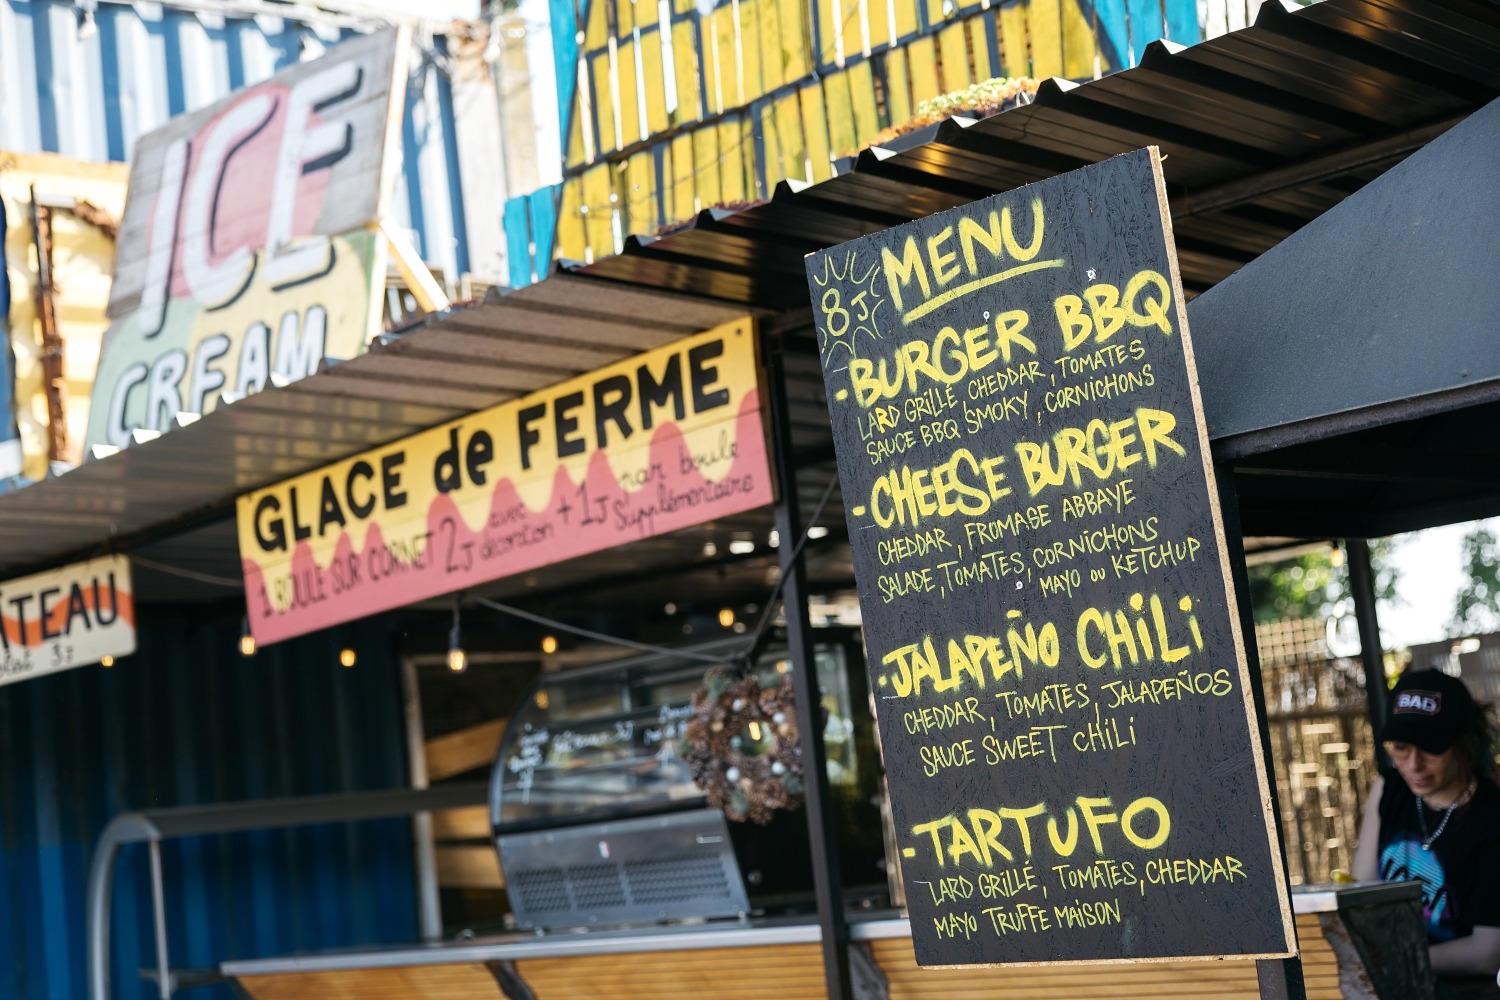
[99,655,115,669]
[718,607,736,628]
[447,597,467,673]
[75,0,97,39]
[541,635,558,654]
[239,617,256,657]
[339,646,357,668]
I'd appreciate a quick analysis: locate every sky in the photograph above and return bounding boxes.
[1377,518,1497,648]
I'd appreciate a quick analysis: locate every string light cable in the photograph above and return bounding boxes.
[125,554,243,588]
[472,471,840,672]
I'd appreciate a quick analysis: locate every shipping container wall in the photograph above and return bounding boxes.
[0,0,476,281]
[0,607,416,1000]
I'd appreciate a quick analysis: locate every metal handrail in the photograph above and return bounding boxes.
[86,783,489,1000]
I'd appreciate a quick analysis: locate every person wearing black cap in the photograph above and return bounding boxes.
[1353,668,1500,997]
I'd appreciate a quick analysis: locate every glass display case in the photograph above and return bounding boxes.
[488,627,886,928]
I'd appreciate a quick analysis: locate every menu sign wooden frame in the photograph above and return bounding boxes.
[807,149,1295,966]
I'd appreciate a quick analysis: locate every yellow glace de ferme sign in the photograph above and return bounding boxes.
[237,319,773,645]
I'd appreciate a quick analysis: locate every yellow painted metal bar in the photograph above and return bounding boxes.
[925,0,945,28]
[672,16,704,123]
[692,125,723,207]
[625,150,658,234]
[669,132,697,223]
[556,177,586,262]
[998,1,1029,76]
[704,7,728,113]
[743,113,765,198]
[968,15,993,83]
[1062,0,1105,79]
[717,118,747,201]
[737,0,764,104]
[892,0,917,40]
[590,50,617,151]
[585,0,609,47]
[756,0,782,92]
[865,0,891,52]
[779,0,808,82]
[618,36,643,145]
[1030,0,1066,78]
[905,34,939,105]
[773,91,806,184]
[565,97,588,170]
[798,81,833,182]
[822,71,855,160]
[938,21,971,91]
[721,4,746,109]
[756,98,782,194]
[380,219,450,312]
[640,33,669,136]
[580,163,616,258]
[847,58,879,149]
[885,46,911,127]
[815,0,838,65]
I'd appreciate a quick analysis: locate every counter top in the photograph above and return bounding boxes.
[221,881,1422,976]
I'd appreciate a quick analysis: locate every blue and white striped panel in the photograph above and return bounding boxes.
[0,0,476,282]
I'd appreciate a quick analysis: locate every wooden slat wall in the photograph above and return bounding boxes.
[234,911,1344,998]
[238,964,501,999]
[516,943,827,998]
[425,720,507,782]
[424,719,507,890]
[870,911,1342,999]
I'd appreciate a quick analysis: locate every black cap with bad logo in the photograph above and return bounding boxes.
[1381,668,1479,754]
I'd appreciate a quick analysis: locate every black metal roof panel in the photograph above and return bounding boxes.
[1190,92,1500,444]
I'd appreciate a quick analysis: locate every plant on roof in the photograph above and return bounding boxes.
[864,76,1040,150]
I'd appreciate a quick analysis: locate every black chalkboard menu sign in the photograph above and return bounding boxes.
[806,148,1295,967]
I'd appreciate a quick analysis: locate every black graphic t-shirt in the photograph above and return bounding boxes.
[1378,775,1500,943]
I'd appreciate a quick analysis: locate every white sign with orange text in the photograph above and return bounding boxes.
[0,556,135,686]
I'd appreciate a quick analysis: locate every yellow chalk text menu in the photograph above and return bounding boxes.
[806,149,1294,967]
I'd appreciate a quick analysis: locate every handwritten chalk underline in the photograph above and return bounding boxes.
[901,259,1066,323]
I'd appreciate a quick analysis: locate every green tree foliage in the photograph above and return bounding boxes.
[1451,526,1500,634]
[1246,540,1395,624]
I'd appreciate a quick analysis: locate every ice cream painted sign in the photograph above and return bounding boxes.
[237,319,773,645]
[86,29,407,450]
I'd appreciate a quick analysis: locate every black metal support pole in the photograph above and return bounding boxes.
[1345,539,1388,732]
[1215,462,1307,1000]
[764,334,853,1000]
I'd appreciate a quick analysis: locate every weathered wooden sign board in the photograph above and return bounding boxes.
[237,320,772,646]
[806,148,1295,966]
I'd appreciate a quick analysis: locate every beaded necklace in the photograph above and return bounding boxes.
[1416,777,1477,851]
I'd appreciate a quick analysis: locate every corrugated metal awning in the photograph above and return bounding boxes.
[2,0,1498,605]
[0,277,758,598]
